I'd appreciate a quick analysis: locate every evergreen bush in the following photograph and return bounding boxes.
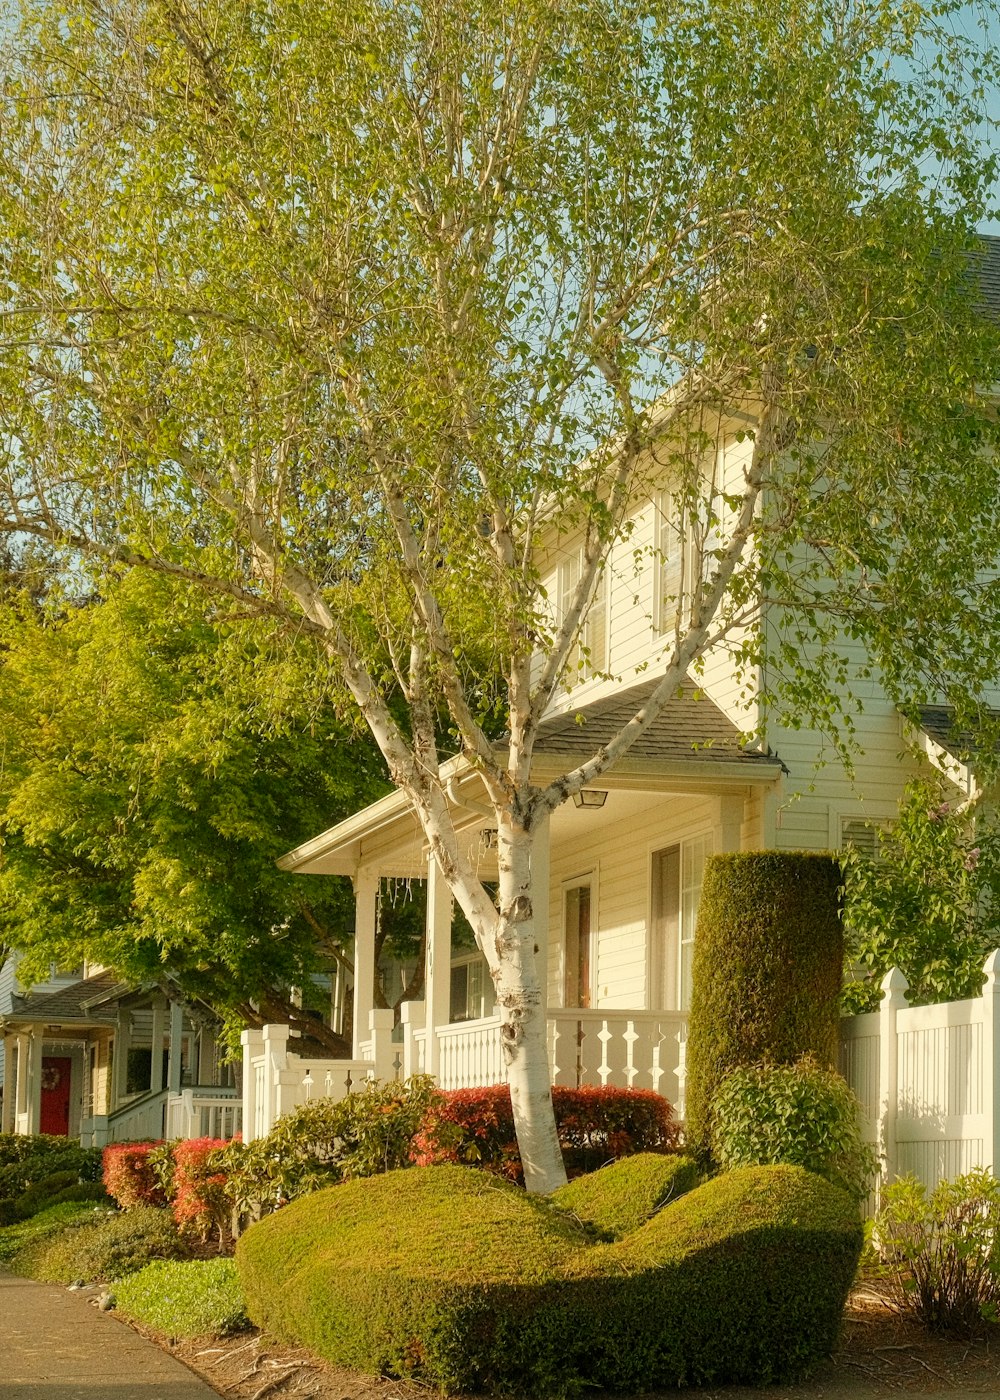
[551,1152,698,1238]
[685,851,843,1160]
[711,1056,875,1202]
[18,1204,187,1283]
[237,1162,861,1395]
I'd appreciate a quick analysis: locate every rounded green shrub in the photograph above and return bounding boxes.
[685,851,843,1161]
[115,1258,249,1338]
[551,1153,698,1239]
[711,1056,875,1202]
[19,1205,187,1283]
[0,1200,103,1266]
[237,1163,861,1395]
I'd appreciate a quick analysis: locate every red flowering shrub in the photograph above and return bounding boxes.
[414,1084,680,1182]
[170,1137,233,1242]
[102,1142,167,1209]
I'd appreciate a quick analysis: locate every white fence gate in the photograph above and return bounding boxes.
[840,950,1000,1193]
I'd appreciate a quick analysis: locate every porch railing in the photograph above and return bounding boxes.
[104,1088,169,1143]
[402,1004,688,1101]
[165,1086,242,1141]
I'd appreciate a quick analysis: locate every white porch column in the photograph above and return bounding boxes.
[1,1036,15,1133]
[26,1030,43,1134]
[149,1000,166,1093]
[240,1027,264,1142]
[352,869,379,1060]
[425,855,453,1080]
[167,1001,185,1094]
[14,1033,30,1126]
[531,811,551,1022]
[112,1011,132,1109]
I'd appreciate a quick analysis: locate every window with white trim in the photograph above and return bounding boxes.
[678,832,714,1011]
[564,880,596,1008]
[840,817,888,860]
[557,549,607,679]
[450,955,495,1022]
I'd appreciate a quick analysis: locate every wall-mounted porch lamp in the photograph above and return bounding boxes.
[572,789,608,809]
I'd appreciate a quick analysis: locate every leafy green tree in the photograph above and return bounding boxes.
[0,572,389,1051]
[842,779,1000,1011]
[1,0,999,1188]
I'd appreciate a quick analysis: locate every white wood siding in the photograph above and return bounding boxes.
[536,433,760,734]
[545,793,720,1011]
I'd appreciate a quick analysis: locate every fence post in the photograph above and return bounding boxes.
[261,1023,290,1133]
[981,950,1000,1175]
[878,967,909,1189]
[240,1027,264,1141]
[401,1000,425,1079]
[369,1008,397,1081]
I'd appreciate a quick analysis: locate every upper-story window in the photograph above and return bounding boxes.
[557,549,607,680]
[653,442,728,636]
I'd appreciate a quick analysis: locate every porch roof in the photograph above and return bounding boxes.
[907,703,1000,802]
[280,680,782,877]
[2,970,121,1029]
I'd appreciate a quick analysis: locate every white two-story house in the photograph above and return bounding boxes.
[248,237,1000,1133]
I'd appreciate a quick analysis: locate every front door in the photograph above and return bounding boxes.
[40,1055,73,1136]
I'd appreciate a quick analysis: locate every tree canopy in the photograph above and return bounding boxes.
[1,0,999,1187]
[0,572,390,1050]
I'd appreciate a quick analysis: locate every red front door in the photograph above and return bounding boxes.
[40,1056,72,1136]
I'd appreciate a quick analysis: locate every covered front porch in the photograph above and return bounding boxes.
[251,684,783,1139]
[0,972,240,1145]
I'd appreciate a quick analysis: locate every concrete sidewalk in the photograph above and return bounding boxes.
[1,1271,221,1399]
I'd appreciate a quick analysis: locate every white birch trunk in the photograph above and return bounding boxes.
[492,815,566,1194]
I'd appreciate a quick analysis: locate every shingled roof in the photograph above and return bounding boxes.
[913,704,1000,764]
[8,969,122,1026]
[534,678,782,768]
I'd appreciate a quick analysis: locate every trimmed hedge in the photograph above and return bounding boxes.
[17,1204,187,1284]
[685,852,844,1161]
[237,1163,861,1395]
[0,1135,102,1222]
[115,1258,249,1337]
[551,1152,698,1239]
[415,1084,679,1181]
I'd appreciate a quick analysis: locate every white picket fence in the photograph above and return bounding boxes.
[840,950,1000,1193]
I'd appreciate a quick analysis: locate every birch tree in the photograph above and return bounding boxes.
[1,0,999,1190]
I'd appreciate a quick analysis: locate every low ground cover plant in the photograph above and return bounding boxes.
[875,1170,1000,1334]
[0,1200,104,1267]
[237,1162,862,1395]
[16,1203,187,1284]
[115,1257,249,1337]
[710,1056,876,1202]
